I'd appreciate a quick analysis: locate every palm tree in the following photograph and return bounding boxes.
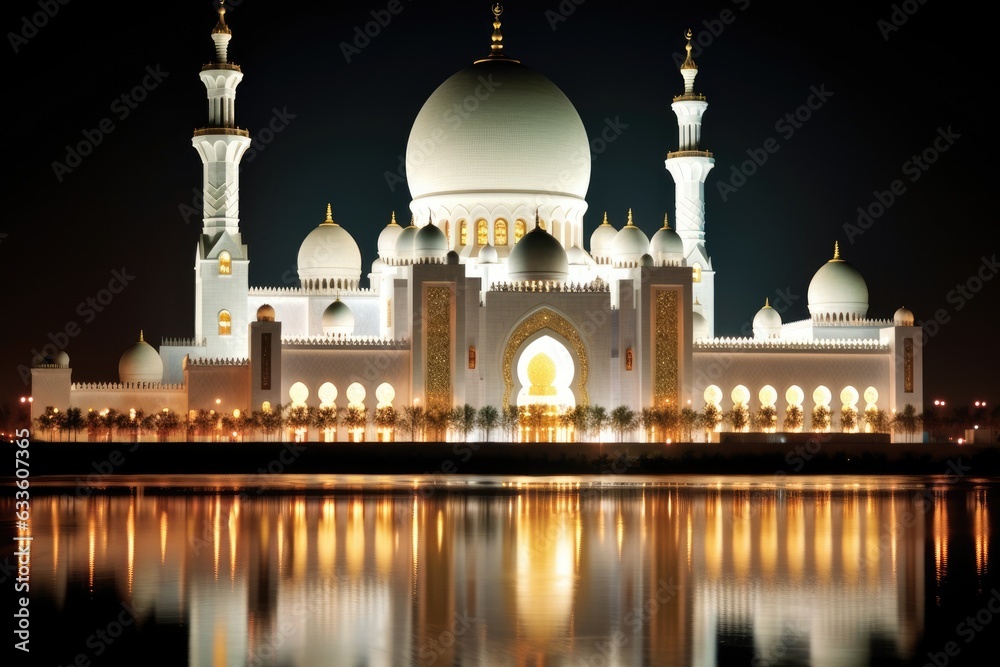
[610,405,638,442]
[700,403,721,441]
[726,404,750,433]
[425,408,449,442]
[373,405,399,441]
[401,405,425,442]
[589,405,609,444]
[864,406,889,434]
[501,404,520,442]
[344,406,369,442]
[892,404,922,442]
[755,405,777,433]
[286,405,312,441]
[451,404,477,441]
[476,405,499,441]
[783,405,804,432]
[840,406,858,433]
[313,405,341,442]
[569,405,590,442]
[679,407,698,442]
[811,405,831,433]
[64,407,84,442]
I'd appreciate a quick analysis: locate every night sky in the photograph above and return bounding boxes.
[2,1,994,412]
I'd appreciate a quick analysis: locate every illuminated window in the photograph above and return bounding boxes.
[692,264,702,283]
[514,219,526,243]
[219,252,232,275]
[261,401,271,413]
[476,219,488,246]
[218,310,232,336]
[495,219,508,246]
[459,220,468,246]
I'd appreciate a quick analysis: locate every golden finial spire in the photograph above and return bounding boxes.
[681,28,697,70]
[321,203,337,226]
[663,213,671,229]
[213,0,231,35]
[139,329,145,342]
[765,298,770,308]
[408,214,416,228]
[833,241,841,260]
[602,212,610,226]
[490,4,505,57]
[627,208,634,226]
[390,211,398,226]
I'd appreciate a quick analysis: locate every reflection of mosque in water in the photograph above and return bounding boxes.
[24,483,989,666]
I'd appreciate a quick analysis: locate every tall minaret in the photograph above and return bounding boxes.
[665,29,716,337]
[192,2,252,359]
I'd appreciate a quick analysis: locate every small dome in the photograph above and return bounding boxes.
[650,217,684,264]
[322,299,355,336]
[639,253,654,268]
[413,222,448,260]
[508,224,568,282]
[446,250,459,265]
[894,306,914,326]
[692,312,710,341]
[256,304,275,322]
[479,243,498,264]
[394,221,419,261]
[807,242,869,320]
[589,212,617,261]
[119,331,163,384]
[377,212,403,259]
[610,210,650,266]
[752,300,782,339]
[370,258,385,274]
[566,244,589,265]
[54,351,70,368]
[297,204,362,288]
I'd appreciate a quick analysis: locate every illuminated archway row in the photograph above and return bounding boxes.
[286,381,396,408]
[703,383,879,433]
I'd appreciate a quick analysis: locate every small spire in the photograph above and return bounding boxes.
[489,4,505,58]
[213,1,231,35]
[139,329,145,342]
[765,298,771,308]
[321,203,337,226]
[833,241,841,260]
[602,212,610,226]
[681,29,697,70]
[408,214,416,228]
[663,213,671,230]
[535,207,543,231]
[390,211,398,226]
[627,209,634,226]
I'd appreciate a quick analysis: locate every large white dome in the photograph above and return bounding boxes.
[406,59,590,202]
[752,300,782,339]
[119,332,163,384]
[807,243,869,319]
[298,205,362,289]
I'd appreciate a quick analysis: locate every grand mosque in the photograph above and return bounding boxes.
[29,5,923,442]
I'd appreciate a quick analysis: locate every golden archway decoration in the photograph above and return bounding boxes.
[502,308,589,408]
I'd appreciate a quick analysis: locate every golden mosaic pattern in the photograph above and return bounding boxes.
[654,290,679,406]
[904,337,913,393]
[425,286,452,410]
[502,308,589,408]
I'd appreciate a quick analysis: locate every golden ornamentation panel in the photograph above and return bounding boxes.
[425,286,452,410]
[654,290,679,405]
[904,337,913,393]
[502,308,589,408]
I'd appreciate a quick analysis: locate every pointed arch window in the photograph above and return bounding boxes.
[476,219,488,246]
[219,310,232,336]
[514,219,526,243]
[692,264,702,283]
[459,220,468,246]
[494,219,508,246]
[219,251,232,275]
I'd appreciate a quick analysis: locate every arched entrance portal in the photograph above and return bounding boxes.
[516,336,576,442]
[503,308,589,442]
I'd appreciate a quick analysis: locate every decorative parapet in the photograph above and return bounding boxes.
[161,337,206,347]
[186,357,249,366]
[666,149,713,158]
[200,62,241,72]
[281,336,410,350]
[248,286,377,296]
[811,316,894,327]
[693,337,888,351]
[489,279,610,293]
[71,382,186,390]
[193,127,249,137]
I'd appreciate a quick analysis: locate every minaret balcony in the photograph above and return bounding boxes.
[201,62,242,72]
[666,150,714,159]
[193,127,250,138]
[672,92,707,102]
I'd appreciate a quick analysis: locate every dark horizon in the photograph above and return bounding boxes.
[2,1,994,418]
